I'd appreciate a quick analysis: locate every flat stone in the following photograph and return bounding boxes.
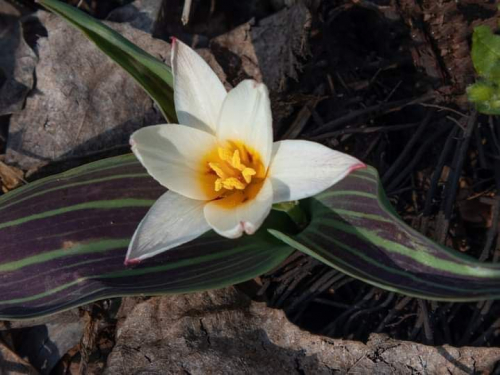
[5,12,169,169]
[105,287,500,374]
[211,2,311,92]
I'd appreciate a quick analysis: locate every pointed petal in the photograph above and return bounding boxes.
[217,80,273,168]
[125,191,210,264]
[171,38,227,134]
[131,124,218,200]
[203,179,273,238]
[269,140,366,203]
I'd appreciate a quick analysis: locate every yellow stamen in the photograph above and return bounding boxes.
[214,178,223,192]
[231,150,243,170]
[218,147,233,162]
[222,177,246,190]
[203,141,265,203]
[208,162,227,179]
[242,167,256,183]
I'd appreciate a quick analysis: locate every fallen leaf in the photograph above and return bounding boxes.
[0,160,25,192]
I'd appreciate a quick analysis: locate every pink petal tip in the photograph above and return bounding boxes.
[124,258,141,266]
[349,163,367,173]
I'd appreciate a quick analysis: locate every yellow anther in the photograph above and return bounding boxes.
[214,178,223,192]
[208,162,227,179]
[218,147,233,162]
[231,150,243,170]
[222,177,246,190]
[242,167,256,183]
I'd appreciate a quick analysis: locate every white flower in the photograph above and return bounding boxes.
[125,39,365,264]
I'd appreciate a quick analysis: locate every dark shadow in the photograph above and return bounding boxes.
[186,328,326,373]
[12,325,62,375]
[0,12,25,114]
[107,4,154,33]
[10,118,149,181]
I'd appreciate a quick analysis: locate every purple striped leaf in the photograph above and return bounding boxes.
[0,154,294,319]
[270,166,500,302]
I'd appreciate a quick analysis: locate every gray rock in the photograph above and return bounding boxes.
[211,2,311,92]
[5,12,169,169]
[107,0,163,34]
[105,288,500,375]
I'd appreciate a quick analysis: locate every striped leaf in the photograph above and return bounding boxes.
[270,166,500,302]
[0,154,293,320]
[38,0,177,122]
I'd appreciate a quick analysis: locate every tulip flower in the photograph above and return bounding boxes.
[125,39,365,264]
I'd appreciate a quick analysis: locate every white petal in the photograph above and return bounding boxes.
[203,179,273,238]
[125,191,210,264]
[217,80,273,168]
[131,124,219,200]
[269,140,366,203]
[172,38,227,134]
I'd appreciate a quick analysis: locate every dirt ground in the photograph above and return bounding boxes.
[1,0,500,373]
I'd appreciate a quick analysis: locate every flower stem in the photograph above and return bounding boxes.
[272,201,308,230]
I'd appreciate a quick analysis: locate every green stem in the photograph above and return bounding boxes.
[272,201,308,230]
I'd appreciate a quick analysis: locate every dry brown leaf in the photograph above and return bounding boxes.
[0,160,25,193]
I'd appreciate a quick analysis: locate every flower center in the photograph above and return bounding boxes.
[202,141,266,203]
[208,147,257,191]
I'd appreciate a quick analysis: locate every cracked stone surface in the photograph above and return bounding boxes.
[105,287,500,374]
[211,2,311,92]
[5,11,168,170]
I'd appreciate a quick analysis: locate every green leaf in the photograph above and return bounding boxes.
[269,166,500,302]
[467,81,500,115]
[37,0,177,122]
[471,25,500,82]
[468,25,500,114]
[0,154,293,320]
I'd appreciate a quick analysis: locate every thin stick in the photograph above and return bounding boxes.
[181,0,193,25]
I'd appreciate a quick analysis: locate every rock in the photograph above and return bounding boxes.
[106,0,163,34]
[211,2,311,92]
[5,11,169,170]
[0,0,37,116]
[105,287,500,374]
